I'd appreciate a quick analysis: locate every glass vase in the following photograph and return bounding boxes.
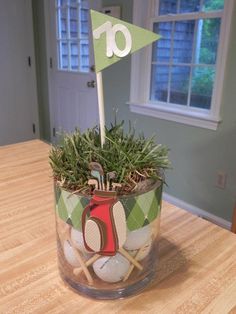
[54,180,162,299]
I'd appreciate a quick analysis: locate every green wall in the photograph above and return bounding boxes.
[103,0,236,222]
[32,0,51,142]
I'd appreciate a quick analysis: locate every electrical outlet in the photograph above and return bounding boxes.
[215,171,227,189]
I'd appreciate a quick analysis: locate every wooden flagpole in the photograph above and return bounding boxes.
[96,71,105,147]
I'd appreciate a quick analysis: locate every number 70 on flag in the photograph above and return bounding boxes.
[91,10,161,73]
[93,21,132,58]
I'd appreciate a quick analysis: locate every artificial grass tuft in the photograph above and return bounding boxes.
[49,122,170,195]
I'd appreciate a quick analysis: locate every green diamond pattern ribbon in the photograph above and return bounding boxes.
[55,184,162,231]
[55,186,90,230]
[120,186,162,231]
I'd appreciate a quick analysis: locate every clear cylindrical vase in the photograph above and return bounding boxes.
[54,180,162,299]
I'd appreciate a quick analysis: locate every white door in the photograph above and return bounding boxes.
[0,0,39,146]
[46,0,100,141]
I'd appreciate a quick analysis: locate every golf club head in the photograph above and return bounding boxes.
[106,171,117,191]
[108,171,117,180]
[90,162,105,190]
[88,179,99,190]
[89,162,104,175]
[91,170,101,189]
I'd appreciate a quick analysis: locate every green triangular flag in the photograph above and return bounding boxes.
[90,10,161,73]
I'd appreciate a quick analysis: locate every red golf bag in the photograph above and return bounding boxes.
[82,190,126,256]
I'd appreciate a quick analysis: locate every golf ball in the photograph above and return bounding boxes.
[70,227,89,253]
[63,240,90,267]
[127,238,152,261]
[93,253,130,283]
[124,224,152,250]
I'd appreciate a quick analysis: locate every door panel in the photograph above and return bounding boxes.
[0,0,39,145]
[56,87,97,133]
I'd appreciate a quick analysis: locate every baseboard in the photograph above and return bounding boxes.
[163,192,232,231]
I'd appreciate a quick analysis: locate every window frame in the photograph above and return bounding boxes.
[129,0,234,130]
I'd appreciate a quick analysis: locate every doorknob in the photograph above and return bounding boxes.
[87,80,96,88]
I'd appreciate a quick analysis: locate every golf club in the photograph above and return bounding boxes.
[106,171,117,191]
[89,162,104,190]
[91,170,101,190]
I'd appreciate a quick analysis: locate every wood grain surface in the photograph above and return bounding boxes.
[0,140,236,314]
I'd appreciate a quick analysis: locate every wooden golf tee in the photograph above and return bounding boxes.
[96,71,105,147]
[69,240,93,284]
[119,247,143,271]
[123,241,149,282]
[73,254,100,276]
[123,260,135,282]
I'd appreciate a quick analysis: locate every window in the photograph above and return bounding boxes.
[130,0,233,130]
[56,0,90,72]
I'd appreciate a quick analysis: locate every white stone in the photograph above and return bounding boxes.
[124,224,151,250]
[93,253,130,283]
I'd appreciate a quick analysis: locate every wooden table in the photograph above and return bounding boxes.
[0,140,236,314]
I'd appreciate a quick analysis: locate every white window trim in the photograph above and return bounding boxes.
[129,0,234,130]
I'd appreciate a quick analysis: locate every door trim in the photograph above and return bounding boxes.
[28,0,40,139]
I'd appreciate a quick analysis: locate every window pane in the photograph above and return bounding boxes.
[203,0,224,12]
[70,0,78,6]
[70,42,79,70]
[58,8,67,39]
[179,0,200,13]
[70,7,78,38]
[81,0,89,9]
[57,0,67,7]
[150,65,169,102]
[80,8,89,37]
[152,22,172,63]
[170,66,190,105]
[70,7,77,19]
[80,7,88,20]
[190,66,215,109]
[195,18,221,64]
[59,41,69,69]
[173,20,195,64]
[159,0,177,15]
[70,20,78,38]
[80,39,89,72]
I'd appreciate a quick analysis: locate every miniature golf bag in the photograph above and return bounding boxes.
[82,191,126,256]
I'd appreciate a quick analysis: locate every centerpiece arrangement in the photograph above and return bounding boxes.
[49,10,170,299]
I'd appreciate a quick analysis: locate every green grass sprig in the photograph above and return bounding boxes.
[49,122,170,194]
